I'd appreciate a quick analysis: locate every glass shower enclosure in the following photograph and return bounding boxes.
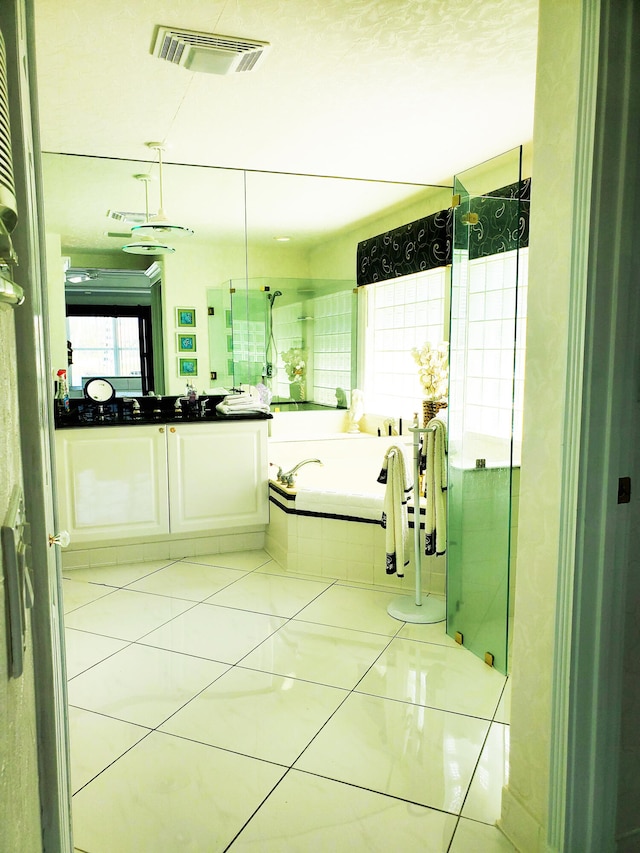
[228,278,358,409]
[447,148,529,674]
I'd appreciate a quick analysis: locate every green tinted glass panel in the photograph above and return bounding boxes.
[446,147,525,675]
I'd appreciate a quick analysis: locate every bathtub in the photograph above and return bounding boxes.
[265,433,445,593]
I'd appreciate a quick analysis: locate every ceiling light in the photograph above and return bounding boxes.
[123,238,176,255]
[131,143,194,238]
[122,174,176,255]
[274,236,291,242]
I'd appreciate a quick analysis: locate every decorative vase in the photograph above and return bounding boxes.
[289,381,304,402]
[423,399,447,426]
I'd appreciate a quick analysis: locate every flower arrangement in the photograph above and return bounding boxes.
[282,347,306,382]
[411,341,449,400]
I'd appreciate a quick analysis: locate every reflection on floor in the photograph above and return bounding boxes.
[62,550,514,853]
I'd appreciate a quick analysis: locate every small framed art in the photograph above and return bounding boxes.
[176,307,196,327]
[178,357,198,377]
[176,333,196,352]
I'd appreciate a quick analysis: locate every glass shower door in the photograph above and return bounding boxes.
[446,149,527,675]
[230,288,268,387]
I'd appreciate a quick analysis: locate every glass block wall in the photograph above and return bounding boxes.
[363,267,448,415]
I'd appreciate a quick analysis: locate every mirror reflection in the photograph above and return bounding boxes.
[41,152,451,409]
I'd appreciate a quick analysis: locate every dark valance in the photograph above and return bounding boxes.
[466,176,531,260]
[356,208,453,286]
[356,177,530,286]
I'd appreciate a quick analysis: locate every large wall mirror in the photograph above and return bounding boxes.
[40,152,451,409]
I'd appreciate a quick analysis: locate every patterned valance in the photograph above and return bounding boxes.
[356,177,530,286]
[467,176,531,260]
[356,208,453,286]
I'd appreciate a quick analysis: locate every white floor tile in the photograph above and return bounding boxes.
[140,602,287,664]
[229,769,458,852]
[495,678,511,723]
[162,667,347,765]
[67,643,228,727]
[65,629,129,679]
[461,722,509,824]
[126,560,246,601]
[295,584,403,636]
[396,618,460,648]
[183,549,272,571]
[63,559,173,588]
[71,732,286,853]
[61,578,114,613]
[68,706,149,794]
[65,548,512,850]
[294,691,489,813]
[256,559,330,584]
[63,589,194,641]
[356,637,506,718]
[205,572,331,617]
[449,817,517,852]
[240,621,390,689]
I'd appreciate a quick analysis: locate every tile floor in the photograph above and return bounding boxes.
[62,549,515,853]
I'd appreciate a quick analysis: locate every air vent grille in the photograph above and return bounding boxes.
[106,210,148,225]
[152,26,270,75]
[0,30,18,233]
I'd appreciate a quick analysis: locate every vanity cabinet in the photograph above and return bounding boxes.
[55,421,269,545]
[166,421,268,534]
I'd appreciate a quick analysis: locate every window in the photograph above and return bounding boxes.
[363,268,448,416]
[66,305,154,394]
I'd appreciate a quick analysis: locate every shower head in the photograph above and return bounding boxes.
[267,290,283,305]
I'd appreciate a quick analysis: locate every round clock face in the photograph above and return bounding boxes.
[84,378,116,403]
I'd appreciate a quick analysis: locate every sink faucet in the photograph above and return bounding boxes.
[277,458,323,487]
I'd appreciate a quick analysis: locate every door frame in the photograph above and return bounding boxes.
[4,0,73,848]
[549,0,639,848]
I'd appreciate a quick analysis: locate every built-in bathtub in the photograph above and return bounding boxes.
[265,433,446,593]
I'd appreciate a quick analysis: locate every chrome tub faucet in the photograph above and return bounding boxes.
[277,458,323,487]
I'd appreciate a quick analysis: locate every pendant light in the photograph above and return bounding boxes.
[131,142,194,238]
[122,174,176,255]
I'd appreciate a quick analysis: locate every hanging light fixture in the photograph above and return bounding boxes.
[131,142,194,238]
[122,173,176,255]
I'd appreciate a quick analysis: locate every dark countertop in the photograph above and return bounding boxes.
[54,394,272,429]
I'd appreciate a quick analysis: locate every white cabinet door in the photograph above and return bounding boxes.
[167,421,268,533]
[55,426,170,543]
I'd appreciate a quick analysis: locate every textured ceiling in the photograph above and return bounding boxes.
[32,0,538,254]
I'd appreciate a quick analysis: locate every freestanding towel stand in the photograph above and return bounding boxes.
[387,424,446,624]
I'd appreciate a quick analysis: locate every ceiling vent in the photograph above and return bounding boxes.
[106,210,148,225]
[152,26,270,75]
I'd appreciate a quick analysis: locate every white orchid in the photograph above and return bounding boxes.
[411,341,449,400]
[282,348,306,382]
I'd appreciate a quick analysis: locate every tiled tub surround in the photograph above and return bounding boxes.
[62,549,514,852]
[266,434,446,593]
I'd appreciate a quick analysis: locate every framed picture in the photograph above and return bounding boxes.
[178,357,198,377]
[176,333,196,352]
[176,307,196,327]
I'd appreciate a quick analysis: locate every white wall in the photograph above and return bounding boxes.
[500,2,583,850]
[161,239,311,395]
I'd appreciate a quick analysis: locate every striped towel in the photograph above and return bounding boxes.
[377,445,412,577]
[423,418,447,556]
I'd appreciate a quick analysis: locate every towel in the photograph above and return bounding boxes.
[216,391,270,416]
[422,417,447,556]
[377,445,412,577]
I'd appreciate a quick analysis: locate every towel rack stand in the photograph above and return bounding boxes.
[386,424,446,624]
